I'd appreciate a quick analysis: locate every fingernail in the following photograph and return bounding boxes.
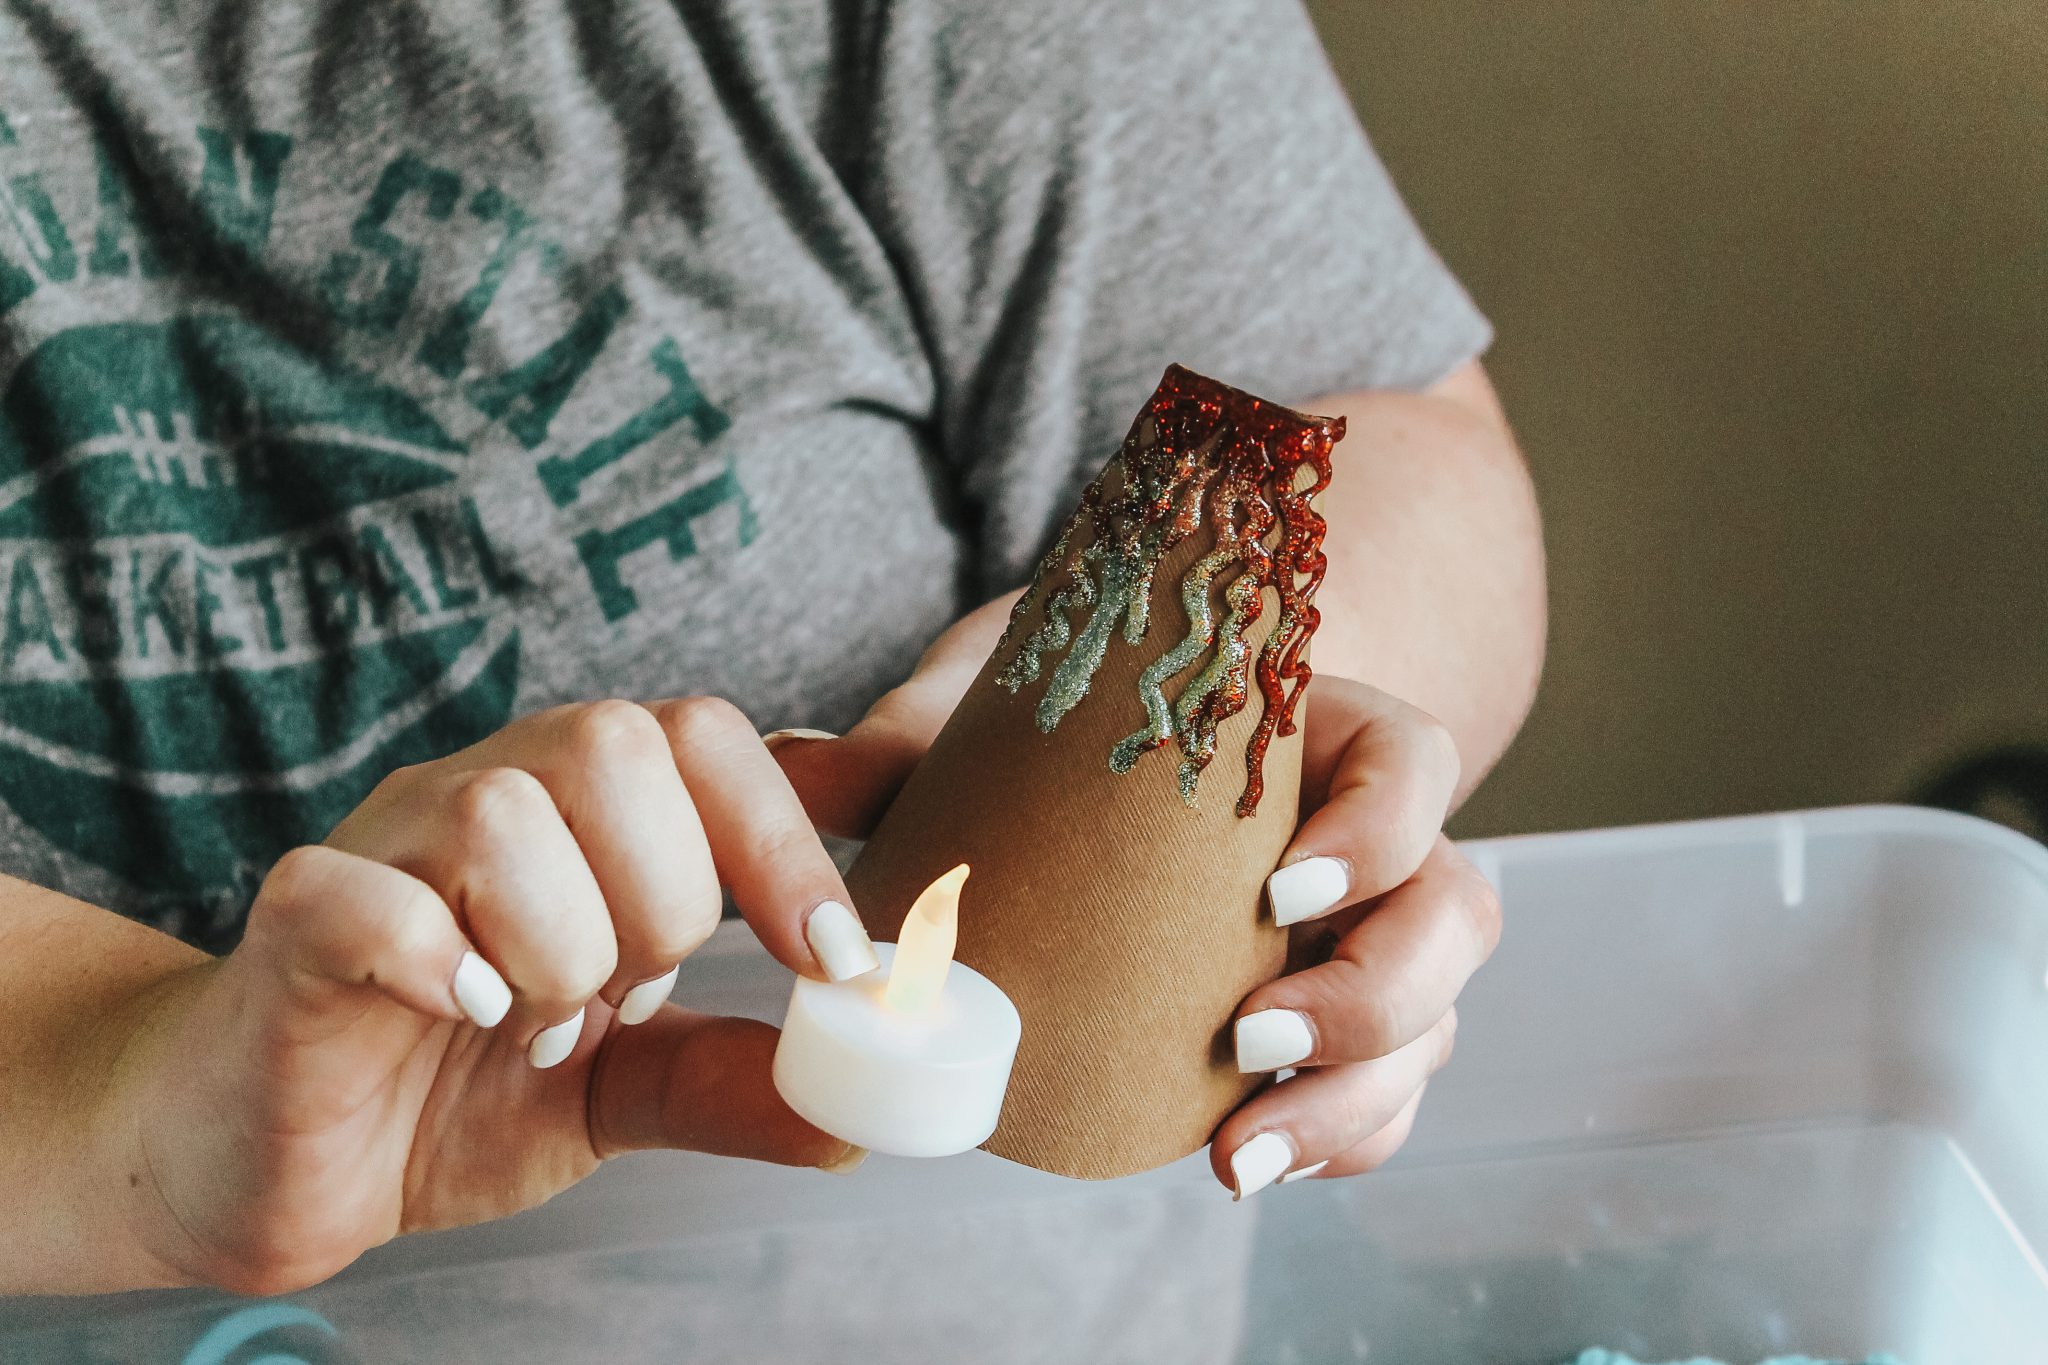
[1267,855,1350,927]
[1280,1159,1329,1185]
[820,1144,869,1175]
[452,951,511,1029]
[616,964,680,1026]
[1235,1008,1314,1073]
[1231,1131,1296,1201]
[805,900,880,982]
[527,1008,585,1070]
[762,728,838,753]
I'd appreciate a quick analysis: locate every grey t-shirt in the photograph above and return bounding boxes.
[0,0,1488,949]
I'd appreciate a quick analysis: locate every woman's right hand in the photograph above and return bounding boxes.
[99,696,882,1296]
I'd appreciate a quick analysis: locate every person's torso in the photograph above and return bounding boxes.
[0,0,966,946]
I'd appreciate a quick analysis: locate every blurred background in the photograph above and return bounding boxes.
[1303,1,2048,840]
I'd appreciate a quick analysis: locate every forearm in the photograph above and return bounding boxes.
[1306,361,1547,804]
[0,877,205,1292]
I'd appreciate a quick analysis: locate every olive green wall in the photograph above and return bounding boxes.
[1307,2,2048,834]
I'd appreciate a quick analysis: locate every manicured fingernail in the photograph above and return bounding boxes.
[1280,1159,1329,1185]
[1231,1131,1296,1201]
[762,728,838,752]
[1267,855,1350,927]
[805,900,879,981]
[452,951,511,1029]
[527,1009,585,1070]
[820,1144,869,1175]
[1236,1008,1314,1073]
[616,965,680,1026]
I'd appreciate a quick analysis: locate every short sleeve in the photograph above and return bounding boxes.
[853,0,1493,593]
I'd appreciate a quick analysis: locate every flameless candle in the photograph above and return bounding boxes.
[772,865,1022,1158]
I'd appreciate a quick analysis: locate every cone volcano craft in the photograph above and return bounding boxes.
[847,365,1347,1179]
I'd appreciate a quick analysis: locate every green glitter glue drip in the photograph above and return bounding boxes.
[1111,542,1233,779]
[993,365,1344,817]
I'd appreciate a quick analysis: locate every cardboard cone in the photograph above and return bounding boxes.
[847,366,1346,1179]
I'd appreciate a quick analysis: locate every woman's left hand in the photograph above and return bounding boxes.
[777,601,1498,1199]
[1208,674,1498,1197]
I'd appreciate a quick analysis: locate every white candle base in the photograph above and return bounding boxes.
[773,943,1021,1158]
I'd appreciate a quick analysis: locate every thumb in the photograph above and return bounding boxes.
[589,1008,857,1169]
[237,845,491,1060]
[775,590,1021,838]
[772,689,940,840]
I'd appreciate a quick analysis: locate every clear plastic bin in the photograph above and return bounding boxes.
[5,805,2045,1363]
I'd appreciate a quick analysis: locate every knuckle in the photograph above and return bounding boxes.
[1310,957,1398,1060]
[544,915,620,1000]
[1451,863,1504,958]
[564,698,666,767]
[1355,990,1409,1060]
[250,846,357,946]
[1355,828,1442,905]
[449,766,552,839]
[646,896,722,964]
[1434,1010,1459,1069]
[251,847,376,957]
[567,956,617,1005]
[260,844,338,906]
[1333,1086,1383,1144]
[1354,839,1412,900]
[1412,709,1462,782]
[528,942,616,1009]
[568,920,623,996]
[1319,673,1370,712]
[656,694,751,757]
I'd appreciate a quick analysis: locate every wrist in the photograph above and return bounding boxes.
[0,878,216,1294]
[59,962,219,1293]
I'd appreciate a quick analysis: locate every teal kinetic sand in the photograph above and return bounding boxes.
[1566,1353,1909,1365]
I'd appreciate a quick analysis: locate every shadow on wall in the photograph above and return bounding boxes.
[1307,1,2048,836]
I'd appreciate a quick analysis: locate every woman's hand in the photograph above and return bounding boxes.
[108,699,880,1296]
[1210,676,1498,1197]
[775,600,1499,1199]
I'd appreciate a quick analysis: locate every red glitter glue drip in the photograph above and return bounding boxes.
[1237,420,1335,817]
[995,365,1344,817]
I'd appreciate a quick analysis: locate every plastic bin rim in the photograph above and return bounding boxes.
[691,805,2048,963]
[1461,802,2048,879]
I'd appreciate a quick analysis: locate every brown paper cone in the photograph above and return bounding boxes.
[848,367,1346,1180]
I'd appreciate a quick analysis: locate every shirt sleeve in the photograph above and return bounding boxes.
[854,0,1493,594]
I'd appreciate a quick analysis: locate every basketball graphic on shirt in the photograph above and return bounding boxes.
[0,317,522,933]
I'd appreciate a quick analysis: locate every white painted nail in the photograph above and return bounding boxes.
[1266,855,1350,927]
[527,1008,585,1070]
[1280,1159,1330,1185]
[1235,1008,1314,1073]
[762,728,838,752]
[820,1145,870,1175]
[452,951,511,1029]
[1231,1132,1296,1201]
[616,964,680,1026]
[806,900,880,982]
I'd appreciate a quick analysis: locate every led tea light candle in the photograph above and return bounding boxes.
[773,865,1022,1158]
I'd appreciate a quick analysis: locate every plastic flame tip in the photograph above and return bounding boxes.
[883,863,969,1014]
